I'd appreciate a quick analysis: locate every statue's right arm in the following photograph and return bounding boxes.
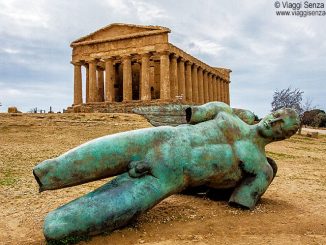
[232,108,256,125]
[186,102,232,124]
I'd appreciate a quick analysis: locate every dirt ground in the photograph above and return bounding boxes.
[0,113,325,245]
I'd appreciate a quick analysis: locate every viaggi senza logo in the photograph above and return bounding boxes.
[276,1,325,10]
[275,1,326,17]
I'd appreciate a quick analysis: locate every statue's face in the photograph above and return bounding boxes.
[258,108,300,141]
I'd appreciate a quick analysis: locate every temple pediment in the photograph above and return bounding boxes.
[71,23,170,46]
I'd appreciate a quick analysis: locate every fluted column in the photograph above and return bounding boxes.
[159,51,170,100]
[223,80,227,103]
[97,68,104,102]
[83,64,89,103]
[177,58,185,99]
[170,54,178,100]
[203,70,209,103]
[191,64,198,103]
[212,75,217,101]
[140,53,151,101]
[122,55,132,101]
[216,77,220,101]
[104,57,115,102]
[198,67,204,104]
[89,59,97,103]
[226,81,230,105]
[219,78,224,102]
[72,61,82,105]
[208,73,213,102]
[185,61,192,102]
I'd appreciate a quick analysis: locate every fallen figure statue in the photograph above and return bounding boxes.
[33,102,299,242]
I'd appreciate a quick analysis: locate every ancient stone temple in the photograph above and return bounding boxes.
[67,23,231,113]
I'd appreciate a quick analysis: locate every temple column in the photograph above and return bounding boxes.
[104,57,115,102]
[208,73,213,102]
[226,81,230,105]
[198,67,204,104]
[203,70,209,103]
[191,64,198,103]
[159,51,170,100]
[72,61,82,105]
[219,78,224,102]
[177,58,185,100]
[89,59,97,103]
[170,54,178,100]
[223,80,227,103]
[140,53,151,101]
[185,61,192,102]
[212,74,218,101]
[97,68,104,102]
[122,55,132,101]
[83,64,89,103]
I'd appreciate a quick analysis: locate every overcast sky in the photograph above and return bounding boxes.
[0,0,325,116]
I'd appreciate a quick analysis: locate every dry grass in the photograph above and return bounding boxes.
[0,113,325,245]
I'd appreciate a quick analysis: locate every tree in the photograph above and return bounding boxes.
[271,87,312,134]
[301,109,325,126]
[311,111,326,127]
[271,87,303,114]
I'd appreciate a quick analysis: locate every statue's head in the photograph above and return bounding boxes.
[258,108,300,141]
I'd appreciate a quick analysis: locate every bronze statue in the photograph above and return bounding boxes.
[33,102,299,242]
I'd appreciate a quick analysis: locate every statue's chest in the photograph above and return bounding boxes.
[189,143,243,188]
[185,144,240,185]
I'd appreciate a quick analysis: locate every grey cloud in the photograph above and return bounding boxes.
[0,0,325,115]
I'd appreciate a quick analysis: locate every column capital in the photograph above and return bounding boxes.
[121,54,132,60]
[71,60,82,66]
[157,50,170,56]
[178,57,186,63]
[192,63,198,69]
[170,53,178,60]
[185,60,192,66]
[103,56,114,62]
[139,52,152,60]
[86,58,98,64]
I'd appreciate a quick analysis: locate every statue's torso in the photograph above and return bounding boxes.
[167,112,262,188]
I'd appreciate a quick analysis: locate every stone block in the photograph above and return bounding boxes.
[306,132,318,138]
[8,107,21,113]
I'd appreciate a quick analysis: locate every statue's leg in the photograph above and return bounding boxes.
[228,163,274,210]
[43,172,181,241]
[33,128,167,191]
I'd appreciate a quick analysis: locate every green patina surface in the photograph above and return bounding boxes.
[33,102,300,242]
